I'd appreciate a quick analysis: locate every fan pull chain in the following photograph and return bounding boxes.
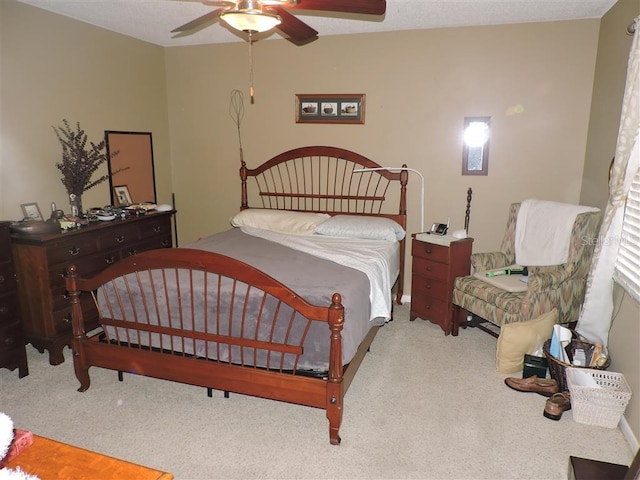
[248,31,255,104]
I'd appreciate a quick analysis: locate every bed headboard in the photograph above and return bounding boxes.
[240,146,409,304]
[240,146,408,227]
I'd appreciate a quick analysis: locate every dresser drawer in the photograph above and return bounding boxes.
[410,295,449,322]
[52,299,99,336]
[0,261,16,294]
[135,235,172,253]
[98,224,140,250]
[0,292,19,326]
[412,257,449,280]
[46,236,99,265]
[412,239,450,263]
[411,274,448,300]
[138,217,171,237]
[50,249,123,286]
[0,321,26,358]
[0,225,10,262]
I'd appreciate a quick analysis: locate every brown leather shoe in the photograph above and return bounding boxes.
[504,376,559,397]
[544,392,571,420]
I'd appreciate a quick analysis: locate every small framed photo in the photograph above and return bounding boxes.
[295,94,365,124]
[113,185,133,206]
[21,202,43,221]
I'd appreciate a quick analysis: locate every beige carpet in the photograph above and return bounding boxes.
[0,302,634,479]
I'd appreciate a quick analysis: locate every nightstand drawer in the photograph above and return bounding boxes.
[411,275,448,299]
[412,239,450,263]
[412,257,449,279]
[410,295,448,322]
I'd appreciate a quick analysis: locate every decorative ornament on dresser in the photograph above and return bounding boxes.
[53,119,123,217]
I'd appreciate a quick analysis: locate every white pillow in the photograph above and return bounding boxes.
[314,215,405,242]
[230,209,330,235]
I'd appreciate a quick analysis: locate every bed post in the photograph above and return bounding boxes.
[395,164,409,304]
[326,293,345,446]
[240,160,248,209]
[65,265,91,392]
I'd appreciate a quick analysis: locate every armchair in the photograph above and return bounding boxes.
[452,202,601,336]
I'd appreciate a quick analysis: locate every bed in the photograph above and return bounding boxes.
[65,146,408,445]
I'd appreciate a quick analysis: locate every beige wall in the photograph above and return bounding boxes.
[165,21,600,254]
[0,0,173,221]
[581,0,640,446]
[2,0,637,447]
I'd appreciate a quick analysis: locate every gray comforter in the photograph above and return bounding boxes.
[100,229,377,372]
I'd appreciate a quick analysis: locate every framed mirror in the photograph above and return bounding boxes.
[105,131,156,205]
[462,116,491,176]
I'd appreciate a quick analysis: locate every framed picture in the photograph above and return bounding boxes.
[295,94,365,124]
[20,202,43,221]
[113,185,133,206]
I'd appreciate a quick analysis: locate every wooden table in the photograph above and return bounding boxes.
[5,435,173,479]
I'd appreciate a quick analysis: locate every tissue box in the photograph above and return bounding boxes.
[523,354,548,379]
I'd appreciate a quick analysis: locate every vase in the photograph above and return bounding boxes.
[69,193,82,217]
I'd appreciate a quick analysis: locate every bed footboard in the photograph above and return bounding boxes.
[65,248,348,445]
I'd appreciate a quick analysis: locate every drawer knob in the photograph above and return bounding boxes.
[153,225,161,233]
[115,234,125,243]
[4,336,14,346]
[64,313,72,323]
[0,306,8,315]
[68,245,81,256]
[0,274,4,284]
[426,248,432,254]
[160,240,169,247]
[127,249,138,256]
[105,255,116,265]
[425,266,432,272]
[426,284,432,289]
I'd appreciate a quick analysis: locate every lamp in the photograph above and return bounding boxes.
[220,0,282,33]
[353,167,425,233]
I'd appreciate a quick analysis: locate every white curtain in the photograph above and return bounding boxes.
[576,16,640,347]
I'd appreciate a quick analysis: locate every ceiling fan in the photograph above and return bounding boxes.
[172,0,387,44]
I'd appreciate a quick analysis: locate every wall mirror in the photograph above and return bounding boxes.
[105,131,156,205]
[462,116,491,176]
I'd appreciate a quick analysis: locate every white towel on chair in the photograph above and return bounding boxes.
[515,199,599,266]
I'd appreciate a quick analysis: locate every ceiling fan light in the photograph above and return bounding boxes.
[221,11,281,33]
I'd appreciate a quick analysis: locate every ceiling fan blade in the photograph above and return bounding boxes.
[290,0,386,16]
[271,6,318,42]
[171,7,226,33]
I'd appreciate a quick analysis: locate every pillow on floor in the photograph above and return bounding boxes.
[495,308,558,374]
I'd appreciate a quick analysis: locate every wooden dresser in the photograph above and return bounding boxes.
[11,211,174,365]
[410,234,473,335]
[0,221,28,377]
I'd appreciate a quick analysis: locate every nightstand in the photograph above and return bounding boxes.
[410,234,473,335]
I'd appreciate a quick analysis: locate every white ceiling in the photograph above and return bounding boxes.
[16,0,617,47]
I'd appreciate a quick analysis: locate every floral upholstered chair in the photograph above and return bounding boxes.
[451,202,601,336]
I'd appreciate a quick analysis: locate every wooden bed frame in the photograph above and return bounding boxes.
[66,146,408,445]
